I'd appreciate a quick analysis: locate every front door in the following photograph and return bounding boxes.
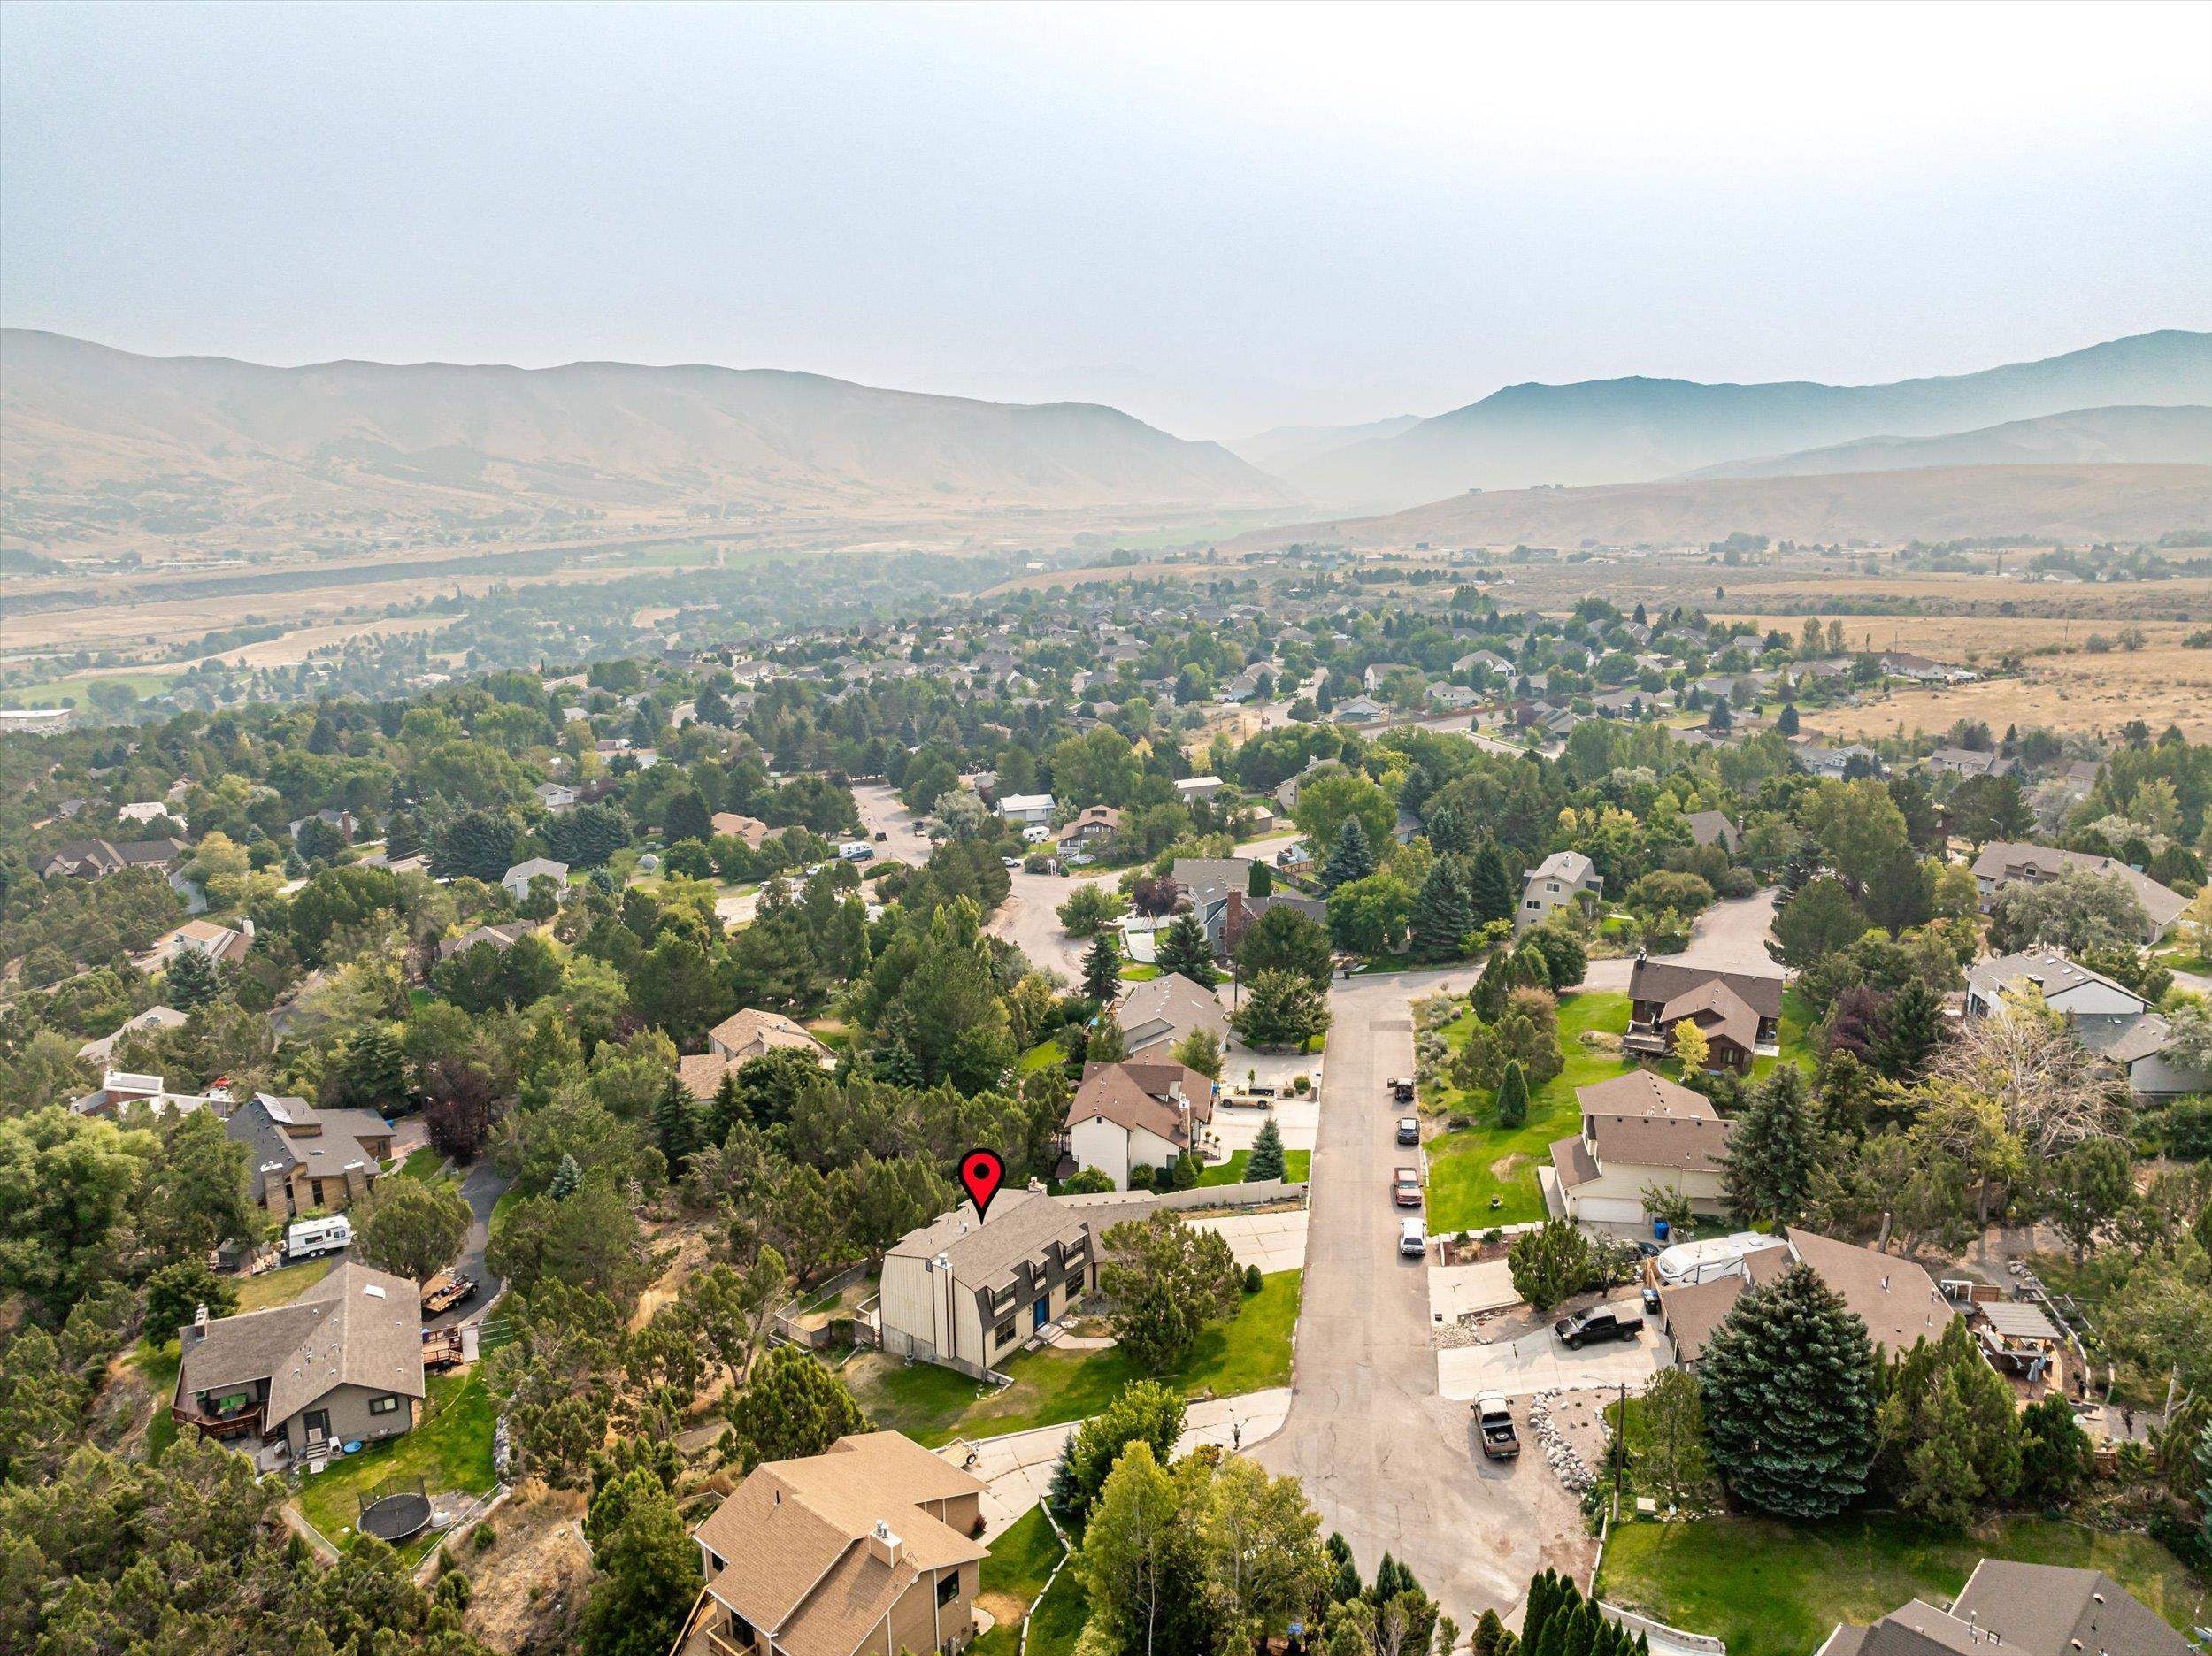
[1033,1295,1050,1332]
[303,1408,330,1447]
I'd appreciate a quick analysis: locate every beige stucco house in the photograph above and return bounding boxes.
[1064,1060,1214,1191]
[1548,1070,1732,1226]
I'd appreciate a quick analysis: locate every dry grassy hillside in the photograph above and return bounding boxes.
[0,330,1291,554]
[1231,464,2212,550]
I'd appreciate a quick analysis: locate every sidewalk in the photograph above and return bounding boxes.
[941,1387,1294,1542]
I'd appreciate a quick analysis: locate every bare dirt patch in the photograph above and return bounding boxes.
[457,1482,593,1656]
[1489,1152,1529,1181]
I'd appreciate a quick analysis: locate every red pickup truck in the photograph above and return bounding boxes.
[1392,1166,1422,1208]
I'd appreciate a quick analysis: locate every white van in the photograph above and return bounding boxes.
[1654,1230,1786,1286]
[284,1215,354,1260]
[1398,1217,1428,1259]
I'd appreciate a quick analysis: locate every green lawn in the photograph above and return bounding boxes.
[1195,1148,1311,1186]
[1019,1036,1070,1075]
[296,1370,498,1559]
[973,1506,1085,1656]
[396,1146,448,1180]
[1118,962,1161,982]
[1597,1514,2207,1656]
[1425,992,1630,1230]
[238,1257,335,1314]
[850,1269,1301,1449]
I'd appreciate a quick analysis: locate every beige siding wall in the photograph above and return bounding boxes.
[878,1560,980,1653]
[280,1382,415,1458]
[879,1256,945,1361]
[1570,1164,1726,1218]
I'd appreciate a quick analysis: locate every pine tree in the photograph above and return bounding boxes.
[1720,1064,1822,1224]
[1468,842,1516,924]
[1870,977,1944,1079]
[1156,911,1218,987]
[1248,858,1272,897]
[653,1075,695,1170]
[1777,702,1801,736]
[1081,932,1123,1002]
[1699,1264,1878,1518]
[1247,1116,1286,1181]
[1494,1060,1528,1129]
[1409,856,1474,963]
[1426,801,1471,857]
[1087,1017,1128,1063]
[1322,815,1376,893]
[165,947,222,1010]
[549,1152,583,1200]
[327,1024,407,1114]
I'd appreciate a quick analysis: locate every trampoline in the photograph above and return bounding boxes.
[357,1476,434,1545]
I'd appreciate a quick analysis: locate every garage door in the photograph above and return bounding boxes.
[1572,1197,1645,1224]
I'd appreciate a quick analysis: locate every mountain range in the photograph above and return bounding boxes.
[1260,330,2212,510]
[0,330,1290,540]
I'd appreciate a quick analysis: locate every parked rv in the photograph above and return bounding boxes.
[282,1215,353,1261]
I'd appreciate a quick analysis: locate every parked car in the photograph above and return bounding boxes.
[1553,1307,1640,1349]
[872,830,888,841]
[1398,1216,1427,1258]
[1387,1076,1416,1103]
[1473,1395,1520,1460]
[1392,1165,1422,1207]
[1002,855,1023,870]
[1395,1116,1420,1146]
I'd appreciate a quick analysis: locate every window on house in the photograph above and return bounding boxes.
[994,1319,1016,1347]
[937,1571,961,1607]
[369,1394,399,1414]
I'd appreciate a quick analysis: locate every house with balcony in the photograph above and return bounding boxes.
[677,1431,987,1656]
[1622,954,1785,1069]
[879,1190,1094,1378]
[172,1262,424,1464]
[1969,841,2186,942]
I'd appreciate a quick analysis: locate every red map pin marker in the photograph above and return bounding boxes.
[959,1148,1006,1223]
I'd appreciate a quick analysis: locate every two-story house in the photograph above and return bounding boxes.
[1548,1071,1732,1226]
[227,1092,394,1218]
[879,1190,1094,1378]
[1969,841,2186,942]
[1064,1061,1215,1191]
[677,1431,987,1656]
[1622,954,1786,1069]
[1517,851,1602,933]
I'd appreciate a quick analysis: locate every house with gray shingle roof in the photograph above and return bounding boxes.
[173,1261,425,1462]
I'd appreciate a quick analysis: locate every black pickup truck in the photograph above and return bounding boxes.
[1553,1307,1641,1350]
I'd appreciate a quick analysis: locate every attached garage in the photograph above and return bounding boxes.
[1570,1194,1647,1226]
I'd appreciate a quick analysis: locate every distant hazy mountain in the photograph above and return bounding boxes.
[1681,404,2212,479]
[1232,463,2212,551]
[1291,331,2212,510]
[1221,415,1422,479]
[0,330,1292,539]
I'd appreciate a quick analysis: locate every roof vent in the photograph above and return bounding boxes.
[364,1284,386,1300]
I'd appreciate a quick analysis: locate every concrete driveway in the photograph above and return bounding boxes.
[941,1388,1293,1542]
[850,782,933,866]
[1437,1300,1666,1400]
[1255,966,1595,1623]
[1209,1092,1318,1157]
[1683,889,1779,970]
[1190,1210,1307,1273]
[1428,1260,1520,1327]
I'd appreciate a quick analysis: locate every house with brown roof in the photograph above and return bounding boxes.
[677,1431,987,1656]
[134,916,255,974]
[1113,972,1232,1061]
[879,1189,1094,1378]
[708,1008,835,1068]
[710,811,777,849]
[1623,954,1786,1067]
[38,836,188,879]
[226,1092,394,1218]
[1815,1558,2189,1656]
[1064,1061,1214,1191]
[1658,1229,1955,1368]
[172,1261,425,1464]
[1548,1071,1732,1226]
[1969,840,2187,942]
[1054,804,1123,852]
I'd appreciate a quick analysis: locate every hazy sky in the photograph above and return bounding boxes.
[4,1,2208,435]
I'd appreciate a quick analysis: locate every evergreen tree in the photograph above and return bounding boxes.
[1156,911,1218,987]
[1321,815,1376,893]
[1248,859,1272,897]
[1870,977,1945,1079]
[165,947,223,1010]
[1087,1017,1129,1063]
[1777,702,1801,736]
[433,806,518,882]
[1468,842,1517,924]
[653,1075,695,1170]
[1494,1060,1529,1129]
[326,1024,408,1115]
[1409,856,1474,963]
[1082,932,1123,1002]
[2017,1393,2091,1506]
[549,1151,583,1200]
[1247,1116,1287,1182]
[1426,801,1471,857]
[1699,1264,1878,1518]
[1720,1065,1822,1224]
